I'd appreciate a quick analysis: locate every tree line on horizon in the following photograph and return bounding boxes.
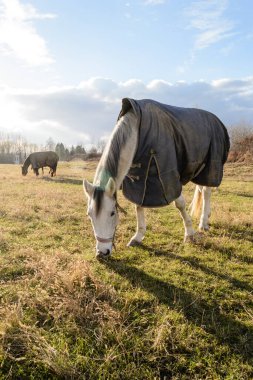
[0,122,253,164]
[0,133,105,164]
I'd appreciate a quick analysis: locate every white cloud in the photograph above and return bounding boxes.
[212,78,253,91]
[186,0,235,49]
[0,0,56,66]
[1,76,253,146]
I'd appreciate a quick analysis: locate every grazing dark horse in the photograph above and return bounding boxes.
[83,98,230,258]
[22,151,59,177]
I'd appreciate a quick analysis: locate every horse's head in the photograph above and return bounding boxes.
[21,166,28,176]
[83,177,119,258]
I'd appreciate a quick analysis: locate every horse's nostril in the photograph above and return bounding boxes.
[97,249,111,258]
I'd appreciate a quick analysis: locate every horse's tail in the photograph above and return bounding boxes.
[189,185,203,218]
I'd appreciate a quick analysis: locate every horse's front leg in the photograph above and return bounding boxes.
[127,205,146,247]
[33,167,39,176]
[174,194,195,242]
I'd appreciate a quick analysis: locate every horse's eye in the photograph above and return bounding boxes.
[111,211,115,217]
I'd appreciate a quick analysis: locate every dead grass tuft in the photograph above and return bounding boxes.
[20,252,121,328]
[0,252,122,377]
[1,308,74,377]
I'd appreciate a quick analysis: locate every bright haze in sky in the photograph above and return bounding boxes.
[0,0,253,147]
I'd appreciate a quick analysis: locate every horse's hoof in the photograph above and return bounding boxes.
[184,235,195,243]
[185,232,204,244]
[127,239,141,247]
[199,226,209,232]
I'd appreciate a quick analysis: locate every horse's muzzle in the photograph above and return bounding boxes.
[95,235,113,259]
[96,248,111,259]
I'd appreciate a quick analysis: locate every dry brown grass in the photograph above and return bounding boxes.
[0,249,122,378]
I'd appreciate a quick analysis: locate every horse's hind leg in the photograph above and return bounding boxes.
[127,205,146,247]
[53,165,57,176]
[199,186,211,231]
[174,193,195,242]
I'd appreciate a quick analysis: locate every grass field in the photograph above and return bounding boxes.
[0,161,253,379]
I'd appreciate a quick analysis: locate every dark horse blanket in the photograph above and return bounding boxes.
[119,98,230,207]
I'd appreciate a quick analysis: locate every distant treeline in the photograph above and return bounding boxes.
[55,143,102,161]
[0,133,105,164]
[2,122,252,164]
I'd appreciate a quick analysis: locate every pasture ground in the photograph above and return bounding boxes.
[0,161,253,379]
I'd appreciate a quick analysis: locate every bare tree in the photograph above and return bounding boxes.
[96,138,107,154]
[45,137,55,151]
[230,121,253,149]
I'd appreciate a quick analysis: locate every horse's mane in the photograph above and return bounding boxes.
[93,187,104,216]
[22,154,31,169]
[94,111,135,189]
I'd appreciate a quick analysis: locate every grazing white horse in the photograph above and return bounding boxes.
[83,99,229,258]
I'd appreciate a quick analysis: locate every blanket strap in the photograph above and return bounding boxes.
[116,200,127,215]
[131,163,142,168]
[126,162,141,182]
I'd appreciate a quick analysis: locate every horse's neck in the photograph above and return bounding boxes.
[95,112,138,190]
[115,125,138,189]
[23,156,31,169]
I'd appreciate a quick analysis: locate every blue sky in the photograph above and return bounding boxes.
[0,0,253,146]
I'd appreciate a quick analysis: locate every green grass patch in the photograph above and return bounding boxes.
[0,162,253,379]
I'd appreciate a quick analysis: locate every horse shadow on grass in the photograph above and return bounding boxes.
[102,254,253,367]
[211,222,253,244]
[224,190,253,199]
[140,244,253,294]
[236,192,253,199]
[206,240,253,264]
[42,177,83,185]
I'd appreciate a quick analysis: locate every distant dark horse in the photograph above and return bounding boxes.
[83,98,230,258]
[22,151,59,177]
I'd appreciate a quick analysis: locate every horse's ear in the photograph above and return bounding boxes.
[83,179,94,197]
[105,177,116,197]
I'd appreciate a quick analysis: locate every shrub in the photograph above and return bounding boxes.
[228,123,253,163]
